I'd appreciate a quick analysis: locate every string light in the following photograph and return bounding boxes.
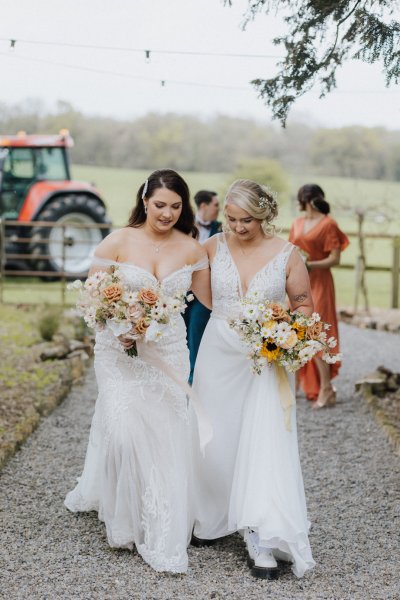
[0,51,251,91]
[0,36,281,59]
[1,38,398,97]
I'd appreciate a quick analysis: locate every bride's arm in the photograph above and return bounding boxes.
[88,230,121,276]
[189,238,216,309]
[191,268,212,309]
[286,248,314,317]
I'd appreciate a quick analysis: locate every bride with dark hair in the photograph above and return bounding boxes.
[65,169,211,574]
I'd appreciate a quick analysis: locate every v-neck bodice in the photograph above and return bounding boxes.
[210,234,294,319]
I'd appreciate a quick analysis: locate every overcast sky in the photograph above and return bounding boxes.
[1,0,399,129]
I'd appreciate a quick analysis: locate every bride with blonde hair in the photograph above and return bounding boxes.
[190,179,316,580]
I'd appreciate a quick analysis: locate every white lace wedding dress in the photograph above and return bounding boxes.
[190,234,315,578]
[65,256,208,573]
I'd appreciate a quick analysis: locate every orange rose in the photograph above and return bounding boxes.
[134,317,150,334]
[102,284,123,303]
[269,302,290,322]
[306,321,323,340]
[138,288,159,305]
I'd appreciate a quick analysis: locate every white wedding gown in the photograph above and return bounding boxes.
[190,234,315,578]
[65,256,208,573]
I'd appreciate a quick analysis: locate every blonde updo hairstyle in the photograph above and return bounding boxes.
[224,179,278,234]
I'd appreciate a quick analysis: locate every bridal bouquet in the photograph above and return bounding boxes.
[229,292,340,375]
[68,265,191,356]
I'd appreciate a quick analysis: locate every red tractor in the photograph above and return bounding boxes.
[0,130,111,276]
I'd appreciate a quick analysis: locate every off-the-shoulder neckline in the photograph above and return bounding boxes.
[91,256,206,283]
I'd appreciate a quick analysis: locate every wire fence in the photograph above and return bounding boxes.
[0,219,399,309]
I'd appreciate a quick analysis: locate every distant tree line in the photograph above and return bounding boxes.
[1,99,400,180]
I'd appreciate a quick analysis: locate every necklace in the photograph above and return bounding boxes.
[148,233,173,253]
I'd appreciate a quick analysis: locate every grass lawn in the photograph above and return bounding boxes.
[1,165,398,308]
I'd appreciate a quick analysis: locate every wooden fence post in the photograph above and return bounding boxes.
[61,224,66,306]
[0,219,4,304]
[392,236,400,309]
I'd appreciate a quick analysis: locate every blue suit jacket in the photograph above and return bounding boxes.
[184,220,221,384]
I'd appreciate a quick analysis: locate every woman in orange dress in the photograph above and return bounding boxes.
[289,184,349,408]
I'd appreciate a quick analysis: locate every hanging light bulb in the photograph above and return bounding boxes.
[10,39,16,53]
[145,50,151,64]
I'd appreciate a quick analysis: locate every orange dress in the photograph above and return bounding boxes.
[289,216,349,400]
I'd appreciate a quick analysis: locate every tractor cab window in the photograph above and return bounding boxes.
[35,147,69,180]
[0,146,69,219]
[4,148,35,179]
[0,148,36,218]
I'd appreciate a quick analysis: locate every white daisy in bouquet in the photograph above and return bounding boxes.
[68,265,190,356]
[229,292,341,375]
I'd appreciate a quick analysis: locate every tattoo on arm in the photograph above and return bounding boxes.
[293,292,308,303]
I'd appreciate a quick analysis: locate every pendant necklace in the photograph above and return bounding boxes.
[149,233,172,253]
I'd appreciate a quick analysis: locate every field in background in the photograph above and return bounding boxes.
[1,165,399,308]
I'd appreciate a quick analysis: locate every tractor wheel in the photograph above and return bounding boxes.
[29,194,111,276]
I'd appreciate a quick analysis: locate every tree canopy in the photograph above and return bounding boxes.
[226,1,400,125]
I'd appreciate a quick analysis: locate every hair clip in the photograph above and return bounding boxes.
[142,179,149,200]
[259,187,278,209]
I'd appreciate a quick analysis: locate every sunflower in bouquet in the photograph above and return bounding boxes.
[229,292,340,375]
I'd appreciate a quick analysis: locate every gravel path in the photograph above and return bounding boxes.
[1,323,399,600]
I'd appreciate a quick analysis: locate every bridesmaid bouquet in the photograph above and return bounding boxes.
[68,265,191,357]
[229,292,340,375]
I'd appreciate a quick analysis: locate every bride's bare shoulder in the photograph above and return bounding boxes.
[174,231,208,263]
[94,227,133,260]
[203,232,222,260]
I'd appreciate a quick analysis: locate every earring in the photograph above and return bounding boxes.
[144,204,148,214]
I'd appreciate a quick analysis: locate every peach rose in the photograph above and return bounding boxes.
[306,321,324,340]
[269,302,290,322]
[134,317,150,334]
[102,284,123,303]
[280,330,298,349]
[138,288,159,305]
[126,303,144,321]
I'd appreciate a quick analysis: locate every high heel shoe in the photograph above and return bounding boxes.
[313,387,337,409]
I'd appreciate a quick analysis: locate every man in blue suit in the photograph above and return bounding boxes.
[184,190,221,384]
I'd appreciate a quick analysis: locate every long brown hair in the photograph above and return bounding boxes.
[128,169,197,237]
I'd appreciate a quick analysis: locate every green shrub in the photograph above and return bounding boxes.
[228,158,289,201]
[38,309,61,341]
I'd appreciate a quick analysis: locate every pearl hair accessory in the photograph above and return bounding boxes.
[142,179,149,200]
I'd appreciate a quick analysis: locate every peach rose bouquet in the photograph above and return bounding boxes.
[68,265,190,357]
[229,291,340,375]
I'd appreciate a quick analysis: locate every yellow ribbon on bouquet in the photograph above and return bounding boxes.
[276,365,295,432]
